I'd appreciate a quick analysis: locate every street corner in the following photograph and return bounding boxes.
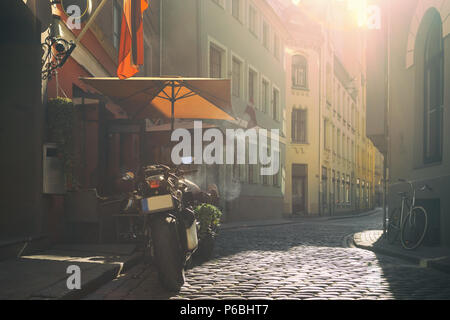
[353,230,384,249]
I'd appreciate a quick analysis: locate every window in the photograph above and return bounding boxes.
[274,33,280,60]
[324,119,330,150]
[356,110,360,133]
[261,79,269,113]
[262,20,270,49]
[343,97,347,122]
[249,5,258,36]
[346,175,350,203]
[292,55,307,88]
[342,134,346,160]
[423,13,444,163]
[337,129,341,157]
[113,0,121,49]
[351,103,355,127]
[272,88,280,121]
[326,64,332,104]
[347,138,350,162]
[232,0,241,21]
[337,85,341,116]
[347,97,351,123]
[248,68,257,105]
[144,42,152,76]
[209,45,223,78]
[336,171,340,203]
[232,57,242,97]
[332,126,336,153]
[351,141,354,162]
[292,109,307,143]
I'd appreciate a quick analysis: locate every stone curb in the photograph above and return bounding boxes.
[326,208,381,221]
[220,209,381,231]
[350,232,450,275]
[60,251,143,300]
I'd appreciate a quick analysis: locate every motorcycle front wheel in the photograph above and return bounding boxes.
[150,215,185,292]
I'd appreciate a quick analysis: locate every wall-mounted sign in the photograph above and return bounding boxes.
[61,0,92,20]
[43,143,66,194]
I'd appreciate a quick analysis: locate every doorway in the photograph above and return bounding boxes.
[292,164,307,215]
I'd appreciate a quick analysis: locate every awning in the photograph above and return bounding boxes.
[145,120,218,132]
[80,77,235,123]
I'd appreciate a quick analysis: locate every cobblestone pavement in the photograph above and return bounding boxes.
[86,210,450,300]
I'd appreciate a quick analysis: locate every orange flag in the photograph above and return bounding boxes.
[117,0,149,79]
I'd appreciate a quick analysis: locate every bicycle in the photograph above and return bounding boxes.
[386,179,431,250]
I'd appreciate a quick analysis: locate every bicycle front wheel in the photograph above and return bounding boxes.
[400,206,428,250]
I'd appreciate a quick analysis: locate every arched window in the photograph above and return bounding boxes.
[292,55,307,88]
[423,13,444,163]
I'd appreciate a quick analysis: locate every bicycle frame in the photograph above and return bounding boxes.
[397,179,416,225]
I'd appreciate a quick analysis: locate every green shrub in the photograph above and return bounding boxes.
[46,97,77,189]
[194,204,222,240]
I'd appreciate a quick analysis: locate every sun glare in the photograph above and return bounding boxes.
[291,0,374,29]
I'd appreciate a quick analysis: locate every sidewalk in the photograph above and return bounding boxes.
[0,244,143,300]
[352,230,450,274]
[220,208,382,230]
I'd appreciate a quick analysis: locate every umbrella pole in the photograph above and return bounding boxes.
[171,81,175,131]
[171,99,175,131]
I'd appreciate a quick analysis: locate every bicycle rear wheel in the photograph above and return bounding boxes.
[386,208,401,244]
[400,206,428,250]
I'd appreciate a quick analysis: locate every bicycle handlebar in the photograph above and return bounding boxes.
[398,178,432,193]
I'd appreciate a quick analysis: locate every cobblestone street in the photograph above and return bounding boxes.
[86,210,450,300]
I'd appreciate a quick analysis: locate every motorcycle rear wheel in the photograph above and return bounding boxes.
[150,215,185,292]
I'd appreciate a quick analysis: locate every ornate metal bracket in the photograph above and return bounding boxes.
[41,34,76,80]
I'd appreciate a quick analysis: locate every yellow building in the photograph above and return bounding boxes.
[277,0,384,216]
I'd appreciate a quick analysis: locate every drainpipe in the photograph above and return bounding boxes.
[383,0,391,237]
[197,0,203,76]
[318,44,323,216]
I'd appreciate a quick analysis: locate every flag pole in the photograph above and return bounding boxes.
[74,0,109,45]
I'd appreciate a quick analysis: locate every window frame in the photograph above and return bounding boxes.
[248,65,259,107]
[248,3,259,38]
[231,55,243,98]
[272,85,280,121]
[261,75,270,113]
[423,14,444,164]
[292,54,308,89]
[208,38,227,79]
[292,108,307,144]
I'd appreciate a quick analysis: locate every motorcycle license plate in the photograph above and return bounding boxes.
[141,195,174,214]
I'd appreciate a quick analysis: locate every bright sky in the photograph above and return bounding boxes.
[291,0,375,29]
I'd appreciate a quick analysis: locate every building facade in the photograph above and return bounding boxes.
[0,0,47,240]
[272,0,384,216]
[46,0,160,193]
[160,0,288,222]
[367,0,450,247]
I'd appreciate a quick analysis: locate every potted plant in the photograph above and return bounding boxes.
[192,203,222,262]
[46,97,78,190]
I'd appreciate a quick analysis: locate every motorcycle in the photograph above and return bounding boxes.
[117,164,201,291]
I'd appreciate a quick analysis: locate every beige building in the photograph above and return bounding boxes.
[271,0,384,216]
[160,0,289,222]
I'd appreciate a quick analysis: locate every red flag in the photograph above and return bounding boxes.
[117,0,149,79]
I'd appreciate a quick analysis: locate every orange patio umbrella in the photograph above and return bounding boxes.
[80,77,235,130]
